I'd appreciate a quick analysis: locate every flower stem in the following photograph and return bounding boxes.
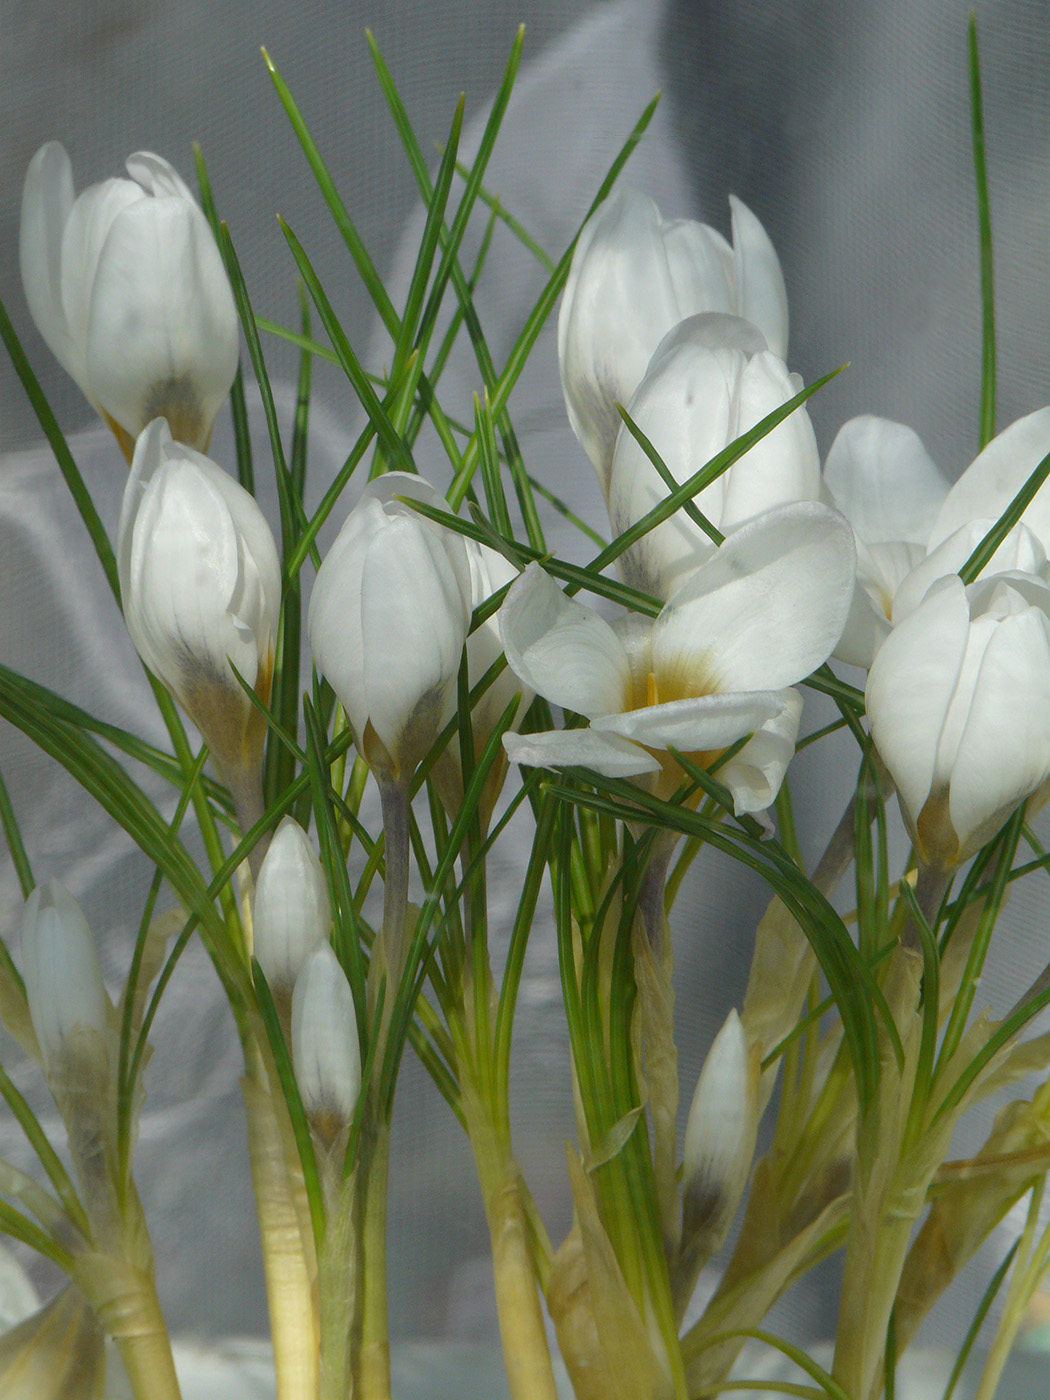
[356,1114,392,1400]
[632,842,678,1257]
[465,1092,558,1400]
[241,1036,318,1400]
[72,1250,182,1400]
[369,779,411,1030]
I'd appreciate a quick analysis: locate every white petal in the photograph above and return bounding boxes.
[503,728,661,777]
[119,420,280,706]
[893,520,1047,622]
[21,881,109,1072]
[683,1008,752,1189]
[253,818,332,989]
[833,538,922,669]
[653,503,856,693]
[716,690,803,814]
[928,408,1050,552]
[594,691,784,752]
[125,151,196,202]
[558,188,682,485]
[823,416,948,546]
[718,350,820,530]
[949,599,1050,857]
[499,563,631,717]
[59,177,141,385]
[730,195,789,359]
[291,944,361,1125]
[359,516,471,762]
[19,143,81,384]
[85,196,239,446]
[662,219,735,315]
[308,500,375,741]
[865,575,971,835]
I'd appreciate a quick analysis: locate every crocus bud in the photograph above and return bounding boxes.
[558,186,787,491]
[20,143,238,458]
[117,419,281,793]
[607,314,820,598]
[866,571,1050,868]
[20,881,109,1076]
[253,818,332,989]
[290,944,361,1139]
[681,1010,758,1261]
[308,473,473,784]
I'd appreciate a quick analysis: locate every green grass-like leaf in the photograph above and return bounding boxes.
[252,957,325,1252]
[969,15,996,449]
[958,447,1050,584]
[547,769,888,1112]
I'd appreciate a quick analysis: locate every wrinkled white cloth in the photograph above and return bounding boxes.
[2,0,1050,1371]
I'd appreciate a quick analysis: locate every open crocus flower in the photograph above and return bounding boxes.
[607,314,821,598]
[558,186,787,492]
[118,419,281,795]
[866,570,1050,868]
[826,410,1050,668]
[20,142,238,458]
[308,473,473,784]
[500,503,855,815]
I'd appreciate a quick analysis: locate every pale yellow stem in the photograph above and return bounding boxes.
[241,1038,319,1400]
[465,1092,557,1400]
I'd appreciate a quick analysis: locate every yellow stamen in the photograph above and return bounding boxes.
[646,671,658,708]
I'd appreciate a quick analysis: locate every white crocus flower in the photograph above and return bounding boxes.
[558,186,787,492]
[823,415,950,667]
[252,818,332,990]
[21,881,109,1077]
[308,473,473,784]
[866,571,1050,868]
[608,314,821,598]
[118,419,282,795]
[826,410,1050,669]
[291,944,362,1138]
[20,142,238,457]
[500,503,855,816]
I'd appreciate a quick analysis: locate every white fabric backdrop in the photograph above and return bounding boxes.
[2,0,1050,1368]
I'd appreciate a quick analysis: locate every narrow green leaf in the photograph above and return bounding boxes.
[0,765,34,898]
[216,222,306,562]
[701,1327,850,1400]
[548,770,888,1110]
[588,366,844,576]
[281,218,415,478]
[450,159,556,271]
[0,1064,89,1240]
[969,15,996,448]
[303,697,366,1026]
[941,1239,1019,1400]
[0,1197,74,1272]
[262,47,399,337]
[617,404,724,545]
[252,957,325,1252]
[193,142,255,492]
[0,294,120,600]
[958,447,1050,584]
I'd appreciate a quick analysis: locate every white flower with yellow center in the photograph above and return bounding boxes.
[500,502,855,814]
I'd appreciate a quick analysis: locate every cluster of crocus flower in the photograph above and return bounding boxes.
[826,409,1050,867]
[510,189,852,822]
